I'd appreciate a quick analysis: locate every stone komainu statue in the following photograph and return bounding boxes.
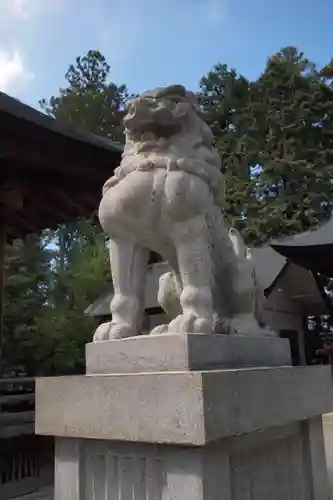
[94,85,274,341]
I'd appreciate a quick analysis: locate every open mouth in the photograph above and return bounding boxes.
[128,120,180,141]
[137,134,167,153]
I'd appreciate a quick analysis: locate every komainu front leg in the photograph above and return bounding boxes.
[93,240,149,341]
[167,215,214,334]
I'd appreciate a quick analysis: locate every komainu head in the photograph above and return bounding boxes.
[119,85,224,205]
[122,84,215,155]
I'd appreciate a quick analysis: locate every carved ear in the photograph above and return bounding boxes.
[228,228,247,258]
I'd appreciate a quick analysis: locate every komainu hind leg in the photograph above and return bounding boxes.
[227,228,276,337]
[166,215,214,334]
[150,247,182,336]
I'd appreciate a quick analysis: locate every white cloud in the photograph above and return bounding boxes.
[0,0,58,19]
[0,50,34,93]
[0,0,63,93]
[10,0,27,15]
[0,0,31,19]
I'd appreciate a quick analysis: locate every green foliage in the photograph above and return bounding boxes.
[200,64,259,239]
[36,221,110,376]
[3,235,53,376]
[39,50,129,142]
[253,47,333,240]
[3,222,110,376]
[200,46,333,244]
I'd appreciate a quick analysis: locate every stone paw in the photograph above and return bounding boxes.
[167,313,213,334]
[150,324,169,335]
[93,321,136,342]
[93,322,111,342]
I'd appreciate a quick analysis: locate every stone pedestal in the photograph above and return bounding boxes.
[35,335,333,499]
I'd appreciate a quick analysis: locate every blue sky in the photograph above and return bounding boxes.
[1,0,333,109]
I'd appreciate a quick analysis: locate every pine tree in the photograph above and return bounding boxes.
[40,50,129,142]
[3,235,52,376]
[252,47,333,240]
[200,64,261,242]
[200,48,333,244]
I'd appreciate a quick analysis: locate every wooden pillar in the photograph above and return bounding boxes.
[0,207,5,377]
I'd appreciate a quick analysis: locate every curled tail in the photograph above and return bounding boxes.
[228,228,265,326]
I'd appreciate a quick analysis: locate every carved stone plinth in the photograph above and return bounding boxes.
[35,335,332,500]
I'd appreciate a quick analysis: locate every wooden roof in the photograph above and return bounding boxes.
[271,214,333,277]
[0,92,123,242]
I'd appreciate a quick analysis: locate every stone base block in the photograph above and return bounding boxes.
[85,333,291,374]
[36,365,332,445]
[36,365,333,499]
[54,418,329,500]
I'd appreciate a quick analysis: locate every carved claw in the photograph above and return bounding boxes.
[93,321,136,342]
[167,313,213,334]
[93,322,111,342]
[150,324,169,335]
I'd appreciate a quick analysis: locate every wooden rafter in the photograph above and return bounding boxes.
[0,133,114,174]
